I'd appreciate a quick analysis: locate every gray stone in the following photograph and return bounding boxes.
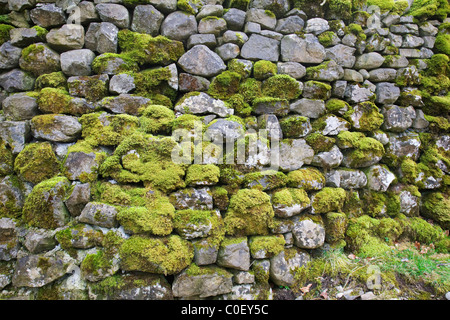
[109,73,135,94]
[382,14,400,27]
[161,11,198,42]
[422,36,436,49]
[385,131,421,162]
[175,92,232,117]
[96,3,130,29]
[0,69,34,93]
[100,94,152,116]
[388,32,403,47]
[332,80,347,98]
[187,33,217,49]
[366,165,396,192]
[368,68,397,82]
[366,34,389,52]
[375,82,400,105]
[178,45,227,77]
[246,8,277,30]
[192,238,219,266]
[341,33,358,47]
[79,202,118,228]
[196,5,224,20]
[217,237,251,271]
[278,139,314,171]
[305,18,329,35]
[0,218,19,261]
[275,15,304,34]
[0,42,22,70]
[85,22,119,54]
[269,248,310,286]
[254,98,289,116]
[67,1,99,25]
[31,115,82,142]
[19,43,61,77]
[344,83,375,103]
[170,187,213,210]
[30,4,66,28]
[68,74,109,101]
[354,52,385,70]
[419,21,438,36]
[172,265,233,298]
[412,109,429,129]
[419,47,434,59]
[215,43,240,61]
[8,0,35,11]
[131,5,164,37]
[399,48,421,58]
[272,193,310,219]
[290,98,326,118]
[0,120,30,154]
[244,21,262,33]
[249,0,290,18]
[232,271,255,284]
[277,61,306,79]
[23,229,57,254]
[61,49,96,76]
[63,150,100,182]
[198,17,227,36]
[12,253,71,288]
[257,114,283,140]
[223,8,246,31]
[281,34,325,64]
[325,44,356,68]
[64,183,91,217]
[306,60,344,82]
[383,55,409,68]
[292,216,325,249]
[312,145,343,169]
[316,114,350,136]
[2,92,38,120]
[402,34,424,48]
[240,34,279,62]
[382,105,415,132]
[326,169,367,189]
[343,69,364,82]
[222,30,248,46]
[46,24,85,51]
[206,118,245,141]
[398,189,419,216]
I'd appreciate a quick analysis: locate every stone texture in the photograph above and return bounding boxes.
[178,45,227,77]
[161,11,198,41]
[60,49,96,76]
[240,34,279,62]
[281,34,326,64]
[131,5,164,36]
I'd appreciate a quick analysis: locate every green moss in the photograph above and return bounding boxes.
[119,235,194,275]
[328,0,352,19]
[366,0,395,12]
[345,23,366,41]
[185,164,220,186]
[171,113,202,131]
[405,216,446,245]
[305,133,336,153]
[14,142,60,184]
[0,24,14,45]
[224,188,274,236]
[242,170,287,191]
[55,224,103,256]
[0,140,13,176]
[326,98,350,115]
[338,132,385,167]
[22,176,70,229]
[303,81,331,100]
[239,78,262,103]
[312,187,347,214]
[177,0,197,14]
[421,192,450,230]
[253,60,277,80]
[434,33,450,55]
[272,188,310,208]
[173,209,224,243]
[400,158,419,184]
[261,74,302,100]
[35,72,67,90]
[279,116,310,139]
[118,30,185,66]
[139,104,175,134]
[68,76,108,102]
[226,0,250,10]
[91,53,140,75]
[249,235,285,258]
[324,212,348,244]
[37,87,72,114]
[391,0,409,14]
[133,67,177,102]
[286,167,325,191]
[207,71,242,100]
[226,94,253,117]
[80,112,139,147]
[228,59,252,78]
[318,31,337,47]
[408,0,450,20]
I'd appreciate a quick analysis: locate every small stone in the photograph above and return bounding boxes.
[217,237,251,271]
[0,120,31,154]
[290,98,326,119]
[277,62,306,79]
[275,15,304,34]
[215,43,240,61]
[354,52,385,70]
[246,8,277,30]
[366,165,396,192]
[269,248,310,286]
[31,114,82,142]
[46,24,85,51]
[19,43,61,77]
[109,73,135,94]
[96,3,130,29]
[79,202,118,228]
[178,73,210,92]
[175,92,232,117]
[240,34,279,62]
[0,42,22,70]
[64,183,91,217]
[131,5,164,37]
[223,8,246,31]
[178,45,226,77]
[30,4,66,28]
[198,17,227,36]
[85,22,119,54]
[61,49,96,76]
[305,18,329,35]
[325,44,356,68]
[280,34,326,64]
[375,82,400,105]
[161,11,198,42]
[2,92,38,121]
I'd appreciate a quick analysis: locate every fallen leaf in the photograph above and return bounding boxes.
[300,283,312,294]
[414,241,421,250]
[320,290,328,300]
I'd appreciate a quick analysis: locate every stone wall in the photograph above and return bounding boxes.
[0,0,449,300]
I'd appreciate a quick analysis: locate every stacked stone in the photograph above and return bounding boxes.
[0,0,449,300]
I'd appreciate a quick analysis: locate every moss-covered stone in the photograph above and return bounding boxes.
[224,188,274,236]
[0,140,14,176]
[324,212,348,244]
[286,167,326,191]
[139,104,175,134]
[91,53,140,75]
[14,142,60,184]
[207,71,242,100]
[119,235,194,275]
[261,74,302,100]
[118,29,185,66]
[344,101,384,132]
[239,78,262,103]
[37,87,72,114]
[185,164,220,186]
[173,209,224,242]
[408,0,450,20]
[22,176,71,229]
[248,235,285,259]
[35,71,67,90]
[0,24,14,45]
[133,67,177,102]
[242,170,286,191]
[253,60,277,80]
[421,191,450,230]
[311,187,347,214]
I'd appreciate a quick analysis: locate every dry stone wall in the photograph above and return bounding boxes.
[0,0,449,300]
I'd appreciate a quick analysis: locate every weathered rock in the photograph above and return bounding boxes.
[109,73,136,94]
[96,3,130,29]
[78,202,118,228]
[207,119,245,141]
[326,169,367,189]
[12,253,71,287]
[0,69,35,92]
[375,82,400,105]
[46,24,85,51]
[175,92,232,117]
[240,34,279,62]
[313,114,350,136]
[192,238,219,265]
[344,83,376,104]
[217,237,250,271]
[245,8,277,30]
[290,98,326,118]
[67,1,99,25]
[292,215,325,249]
[31,114,82,142]
[325,44,356,68]
[0,120,30,154]
[178,73,211,92]
[172,264,233,298]
[178,45,226,77]
[280,34,326,64]
[269,247,310,286]
[67,74,109,101]
[344,69,364,82]
[366,165,396,192]
[381,105,415,132]
[275,15,304,34]
[85,22,119,54]
[64,183,91,217]
[0,218,19,261]
[2,92,38,120]
[306,60,344,82]
[23,228,57,254]
[278,139,314,171]
[354,52,385,70]
[100,94,151,115]
[277,61,306,79]
[10,27,46,47]
[198,17,227,36]
[254,98,289,116]
[305,18,329,35]
[60,49,96,76]
[312,145,343,169]
[368,68,397,82]
[131,5,164,37]
[223,8,246,31]
[0,42,22,70]
[30,4,66,28]
[215,43,240,61]
[161,11,198,41]
[174,209,220,239]
[385,131,421,162]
